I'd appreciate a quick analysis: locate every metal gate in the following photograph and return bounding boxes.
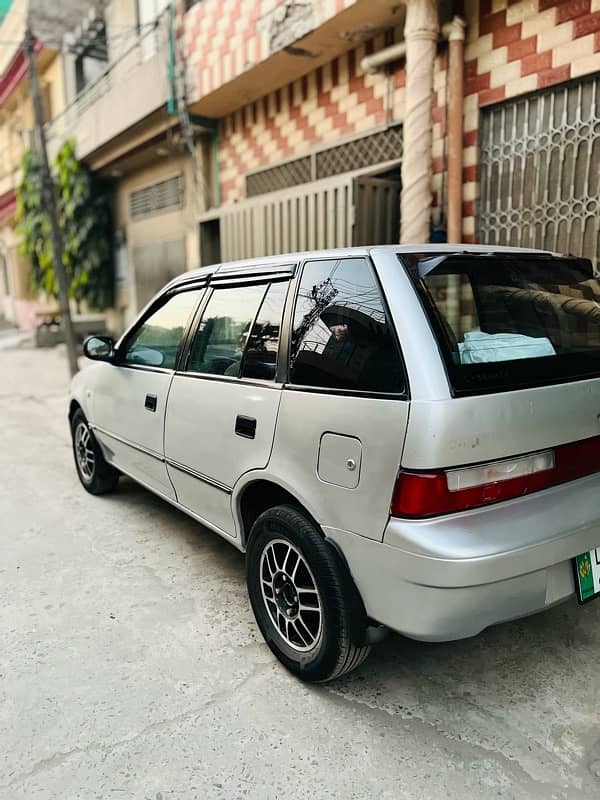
[203,170,400,263]
[478,73,600,270]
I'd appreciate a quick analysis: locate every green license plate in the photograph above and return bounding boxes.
[574,549,600,604]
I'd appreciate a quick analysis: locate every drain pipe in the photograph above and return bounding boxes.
[360,40,407,74]
[446,16,466,243]
[360,18,463,74]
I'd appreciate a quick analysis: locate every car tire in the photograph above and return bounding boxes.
[246,504,371,682]
[71,409,119,495]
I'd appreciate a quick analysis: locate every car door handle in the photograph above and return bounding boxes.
[145,394,157,412]
[235,415,256,439]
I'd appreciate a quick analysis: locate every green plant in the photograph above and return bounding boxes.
[16,140,115,310]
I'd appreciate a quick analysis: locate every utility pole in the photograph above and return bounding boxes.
[25,25,79,377]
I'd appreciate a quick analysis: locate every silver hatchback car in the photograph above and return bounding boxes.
[70,245,600,682]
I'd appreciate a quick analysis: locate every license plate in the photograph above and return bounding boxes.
[574,549,600,604]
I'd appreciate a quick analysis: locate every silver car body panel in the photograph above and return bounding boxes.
[403,382,600,469]
[70,243,600,642]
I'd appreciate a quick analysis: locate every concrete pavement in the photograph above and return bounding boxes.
[1,345,600,800]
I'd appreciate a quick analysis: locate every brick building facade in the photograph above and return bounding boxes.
[27,0,598,331]
[181,0,599,264]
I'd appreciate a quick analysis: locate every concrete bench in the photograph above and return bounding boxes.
[35,311,108,348]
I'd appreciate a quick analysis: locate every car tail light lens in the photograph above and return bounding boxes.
[391,435,600,519]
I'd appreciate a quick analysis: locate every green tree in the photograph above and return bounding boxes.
[16,140,114,310]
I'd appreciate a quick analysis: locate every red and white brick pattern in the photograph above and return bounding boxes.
[457,0,600,242]
[183,0,358,104]
[188,0,600,236]
[219,34,405,204]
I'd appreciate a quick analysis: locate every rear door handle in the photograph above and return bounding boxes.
[235,415,256,439]
[145,394,157,412]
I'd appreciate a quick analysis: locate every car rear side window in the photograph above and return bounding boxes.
[187,284,267,376]
[121,289,203,369]
[241,281,289,381]
[289,257,405,393]
[402,253,600,395]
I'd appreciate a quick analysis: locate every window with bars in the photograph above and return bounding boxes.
[478,74,600,272]
[129,174,185,220]
[246,125,403,198]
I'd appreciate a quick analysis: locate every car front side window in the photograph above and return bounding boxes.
[186,284,267,377]
[121,290,203,370]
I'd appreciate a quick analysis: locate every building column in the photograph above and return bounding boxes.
[400,0,439,243]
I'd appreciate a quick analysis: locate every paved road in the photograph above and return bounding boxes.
[2,345,600,800]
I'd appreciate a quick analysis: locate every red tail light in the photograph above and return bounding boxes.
[391,435,600,519]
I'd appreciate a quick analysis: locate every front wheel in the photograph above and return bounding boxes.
[246,505,370,682]
[71,409,119,495]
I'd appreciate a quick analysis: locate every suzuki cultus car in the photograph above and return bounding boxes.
[70,245,600,682]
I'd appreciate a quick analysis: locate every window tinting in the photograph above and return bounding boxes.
[290,258,404,393]
[122,290,202,369]
[241,281,289,381]
[187,284,267,376]
[403,253,600,395]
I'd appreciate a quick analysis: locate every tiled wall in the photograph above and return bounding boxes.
[183,0,358,103]
[218,33,406,204]
[458,0,600,242]
[214,0,600,239]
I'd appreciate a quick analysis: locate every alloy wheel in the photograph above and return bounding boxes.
[259,538,323,652]
[75,421,95,481]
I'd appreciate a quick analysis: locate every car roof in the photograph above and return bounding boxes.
[166,243,556,289]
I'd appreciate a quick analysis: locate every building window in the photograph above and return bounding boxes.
[129,175,185,220]
[68,14,108,94]
[75,53,106,94]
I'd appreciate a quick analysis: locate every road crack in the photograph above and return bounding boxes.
[3,659,272,790]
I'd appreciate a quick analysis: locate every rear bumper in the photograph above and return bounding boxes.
[325,473,600,641]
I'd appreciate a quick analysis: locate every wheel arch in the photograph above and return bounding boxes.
[238,476,379,650]
[68,398,83,423]
[234,475,323,551]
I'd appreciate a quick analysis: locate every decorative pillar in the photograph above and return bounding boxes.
[400,0,439,243]
[446,16,466,243]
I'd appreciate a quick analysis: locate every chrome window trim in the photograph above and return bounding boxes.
[113,364,172,375]
[172,370,283,390]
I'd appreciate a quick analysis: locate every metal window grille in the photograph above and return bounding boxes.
[246,156,312,197]
[316,125,403,179]
[246,125,403,197]
[129,174,185,220]
[478,74,600,271]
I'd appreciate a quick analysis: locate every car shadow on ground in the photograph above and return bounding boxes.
[111,475,599,689]
[89,476,600,790]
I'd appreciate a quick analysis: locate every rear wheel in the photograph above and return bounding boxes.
[246,505,370,682]
[70,409,119,495]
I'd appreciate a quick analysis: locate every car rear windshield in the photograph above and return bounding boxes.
[401,252,600,396]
